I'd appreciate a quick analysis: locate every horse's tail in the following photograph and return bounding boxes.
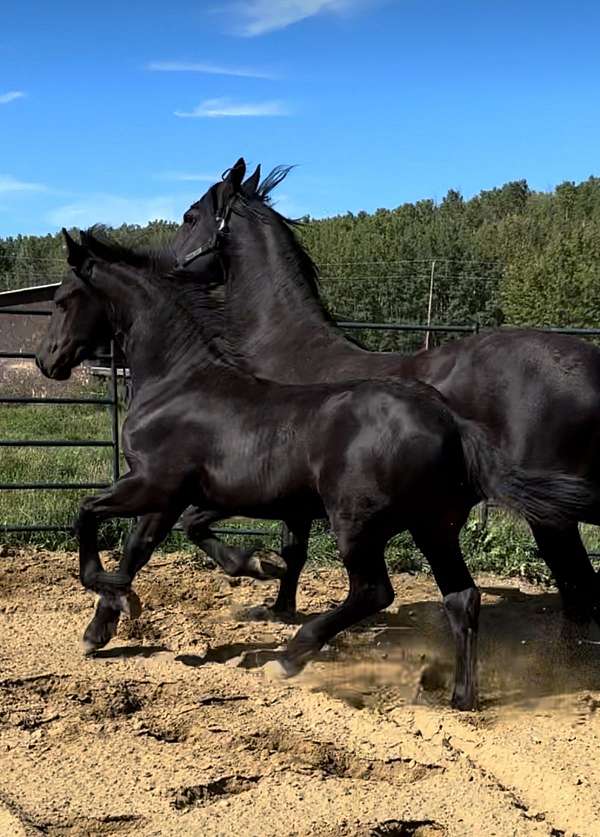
[456,417,595,525]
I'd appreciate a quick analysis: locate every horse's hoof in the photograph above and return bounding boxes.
[245,550,287,581]
[81,609,120,655]
[419,661,448,692]
[262,652,305,680]
[81,593,133,655]
[269,606,299,623]
[120,589,142,619]
[450,692,477,712]
[243,603,297,623]
[262,659,291,681]
[81,637,97,656]
[81,636,104,656]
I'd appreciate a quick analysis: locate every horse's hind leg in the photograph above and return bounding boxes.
[181,507,287,581]
[271,519,312,616]
[82,510,180,654]
[269,531,394,676]
[531,522,600,628]
[411,525,480,711]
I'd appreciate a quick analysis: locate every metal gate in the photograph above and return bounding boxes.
[0,282,478,547]
[0,282,120,534]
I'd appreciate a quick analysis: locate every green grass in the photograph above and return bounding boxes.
[0,402,116,547]
[2,402,600,579]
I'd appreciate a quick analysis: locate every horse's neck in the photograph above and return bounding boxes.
[226,236,361,378]
[224,244,437,382]
[93,271,217,389]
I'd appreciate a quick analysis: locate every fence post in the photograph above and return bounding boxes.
[424,260,436,350]
[110,340,120,483]
[471,321,488,526]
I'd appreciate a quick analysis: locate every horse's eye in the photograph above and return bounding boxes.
[183,212,195,224]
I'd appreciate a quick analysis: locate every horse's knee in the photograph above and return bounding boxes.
[74,500,96,534]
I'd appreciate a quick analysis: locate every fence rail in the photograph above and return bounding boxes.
[0,282,120,534]
[2,281,600,549]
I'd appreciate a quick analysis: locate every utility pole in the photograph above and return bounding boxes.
[424,259,436,350]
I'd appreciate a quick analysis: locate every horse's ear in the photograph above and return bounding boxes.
[62,228,86,268]
[62,228,92,281]
[224,157,246,194]
[242,164,261,197]
[216,157,246,216]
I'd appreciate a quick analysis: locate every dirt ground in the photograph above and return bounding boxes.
[1,550,600,836]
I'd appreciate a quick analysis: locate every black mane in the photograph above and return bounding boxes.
[84,164,358,349]
[230,166,341,329]
[255,165,295,205]
[82,226,179,277]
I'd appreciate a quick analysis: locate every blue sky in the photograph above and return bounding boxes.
[1,0,600,236]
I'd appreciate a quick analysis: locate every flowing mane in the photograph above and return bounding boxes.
[83,162,363,362]
[81,226,179,277]
[236,165,327,314]
[219,166,366,349]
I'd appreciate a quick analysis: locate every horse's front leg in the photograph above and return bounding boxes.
[75,472,183,591]
[75,473,186,652]
[267,528,394,678]
[82,510,182,654]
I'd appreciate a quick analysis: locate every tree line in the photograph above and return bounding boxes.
[2,175,600,351]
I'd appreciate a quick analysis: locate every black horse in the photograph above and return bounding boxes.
[36,228,594,710]
[170,158,600,626]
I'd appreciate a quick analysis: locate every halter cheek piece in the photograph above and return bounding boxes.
[177,193,237,268]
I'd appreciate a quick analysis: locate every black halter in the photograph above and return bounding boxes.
[177,192,238,269]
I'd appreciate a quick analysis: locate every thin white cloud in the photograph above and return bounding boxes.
[45,194,183,229]
[175,97,288,118]
[230,0,359,36]
[147,60,277,79]
[268,192,308,219]
[0,174,46,193]
[156,171,218,183]
[0,90,25,105]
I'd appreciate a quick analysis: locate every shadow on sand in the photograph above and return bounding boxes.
[91,644,169,660]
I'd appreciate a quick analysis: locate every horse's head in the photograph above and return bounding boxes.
[171,157,261,273]
[36,231,112,380]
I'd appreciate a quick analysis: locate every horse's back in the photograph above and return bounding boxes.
[411,329,600,478]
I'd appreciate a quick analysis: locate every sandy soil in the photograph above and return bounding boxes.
[1,549,600,837]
